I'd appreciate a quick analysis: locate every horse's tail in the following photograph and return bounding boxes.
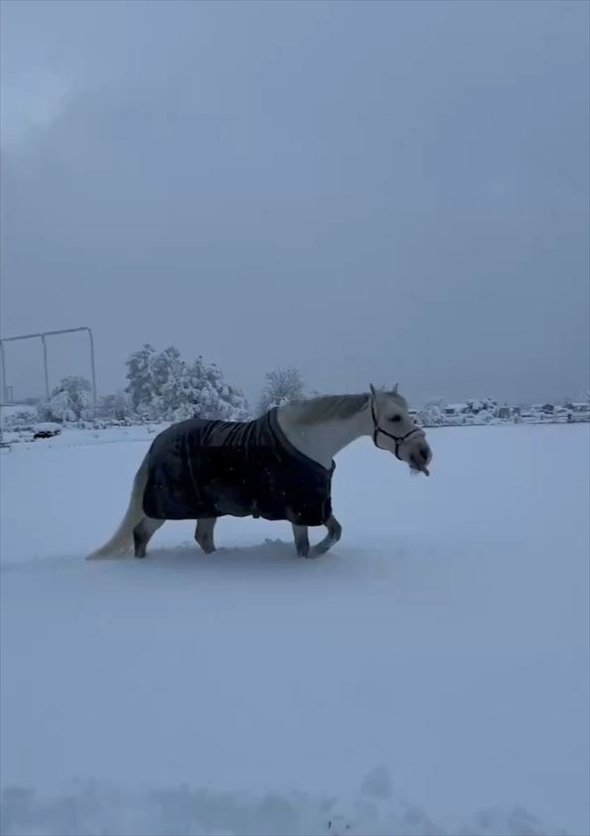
[86,452,149,559]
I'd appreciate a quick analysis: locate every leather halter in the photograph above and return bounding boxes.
[370,398,423,460]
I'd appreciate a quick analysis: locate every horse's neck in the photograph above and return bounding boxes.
[277,408,371,469]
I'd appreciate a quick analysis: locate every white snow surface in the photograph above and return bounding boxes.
[1,423,588,836]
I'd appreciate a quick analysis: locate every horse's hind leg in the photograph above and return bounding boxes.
[133,516,165,558]
[311,514,342,556]
[291,524,310,557]
[195,518,217,554]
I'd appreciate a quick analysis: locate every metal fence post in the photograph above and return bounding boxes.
[41,334,50,399]
[0,327,97,406]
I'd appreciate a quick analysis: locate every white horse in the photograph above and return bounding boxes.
[87,384,432,560]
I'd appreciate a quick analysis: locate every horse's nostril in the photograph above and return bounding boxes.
[420,446,430,461]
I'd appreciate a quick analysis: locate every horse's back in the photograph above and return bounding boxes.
[143,410,335,525]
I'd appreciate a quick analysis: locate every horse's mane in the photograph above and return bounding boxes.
[285,389,408,426]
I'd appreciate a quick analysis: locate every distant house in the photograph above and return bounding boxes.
[514,406,534,420]
[444,404,468,417]
[498,406,511,420]
[442,404,468,425]
[569,402,590,422]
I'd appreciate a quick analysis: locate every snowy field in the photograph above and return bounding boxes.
[1,423,588,836]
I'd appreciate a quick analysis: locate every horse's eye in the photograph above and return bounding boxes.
[390,415,402,423]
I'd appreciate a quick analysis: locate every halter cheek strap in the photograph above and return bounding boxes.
[370,400,422,460]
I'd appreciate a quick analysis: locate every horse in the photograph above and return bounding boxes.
[87,384,432,560]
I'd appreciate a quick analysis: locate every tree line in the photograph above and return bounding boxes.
[35,344,309,425]
[27,342,578,429]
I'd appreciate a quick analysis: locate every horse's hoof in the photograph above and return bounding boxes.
[310,542,333,557]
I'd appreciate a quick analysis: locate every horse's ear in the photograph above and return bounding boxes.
[369,383,377,397]
[392,382,399,394]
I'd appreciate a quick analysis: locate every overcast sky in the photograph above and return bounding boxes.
[1,0,588,405]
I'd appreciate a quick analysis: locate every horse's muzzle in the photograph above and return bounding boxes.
[410,452,431,476]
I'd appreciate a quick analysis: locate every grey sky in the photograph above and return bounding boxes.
[1,0,588,406]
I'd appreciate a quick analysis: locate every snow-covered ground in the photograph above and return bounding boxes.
[1,423,588,836]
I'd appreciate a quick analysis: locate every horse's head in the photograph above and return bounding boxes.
[369,383,432,476]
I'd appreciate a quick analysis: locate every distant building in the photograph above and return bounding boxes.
[569,402,590,422]
[444,403,468,416]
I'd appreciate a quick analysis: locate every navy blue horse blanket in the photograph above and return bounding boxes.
[142,407,335,526]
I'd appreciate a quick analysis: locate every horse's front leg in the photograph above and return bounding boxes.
[311,514,342,556]
[195,517,217,554]
[291,523,310,557]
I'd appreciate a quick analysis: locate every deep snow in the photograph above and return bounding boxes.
[1,423,588,835]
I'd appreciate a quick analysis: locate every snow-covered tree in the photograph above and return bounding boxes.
[191,359,250,421]
[125,344,158,413]
[96,391,133,423]
[150,346,185,414]
[225,385,250,421]
[38,375,93,423]
[258,366,305,414]
[124,344,250,422]
[478,397,499,422]
[465,398,498,417]
[125,344,189,420]
[465,399,484,415]
[417,397,447,427]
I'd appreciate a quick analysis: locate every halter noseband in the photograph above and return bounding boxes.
[370,398,422,460]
